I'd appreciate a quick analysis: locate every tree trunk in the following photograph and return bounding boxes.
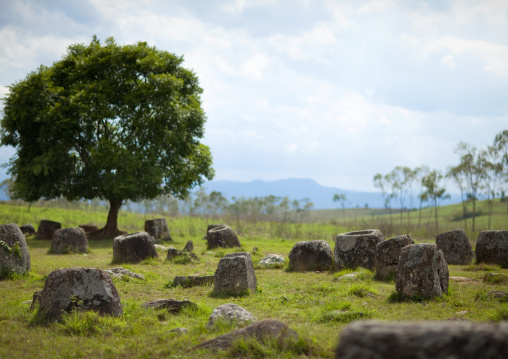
[434,199,438,231]
[88,199,127,239]
[418,200,423,228]
[472,197,476,232]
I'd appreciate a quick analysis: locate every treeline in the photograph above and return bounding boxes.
[134,188,314,223]
[373,130,508,232]
[2,186,315,225]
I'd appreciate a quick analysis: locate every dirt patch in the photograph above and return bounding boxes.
[449,276,480,284]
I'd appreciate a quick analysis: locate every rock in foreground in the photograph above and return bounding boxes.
[0,223,31,276]
[195,319,298,351]
[141,299,197,314]
[335,321,508,359]
[36,267,122,321]
[207,303,256,328]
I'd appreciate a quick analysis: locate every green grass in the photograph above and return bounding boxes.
[0,202,507,358]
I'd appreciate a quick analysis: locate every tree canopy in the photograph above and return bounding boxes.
[1,36,214,238]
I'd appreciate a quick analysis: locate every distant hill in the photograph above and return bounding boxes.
[201,178,461,210]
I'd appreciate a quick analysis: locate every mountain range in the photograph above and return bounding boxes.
[201,178,461,210]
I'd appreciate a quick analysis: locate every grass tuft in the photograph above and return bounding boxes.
[57,310,127,336]
[488,307,508,322]
[347,283,377,298]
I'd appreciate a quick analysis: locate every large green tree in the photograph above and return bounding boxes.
[1,36,214,238]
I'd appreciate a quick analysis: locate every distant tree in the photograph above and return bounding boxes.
[0,36,214,238]
[333,193,347,225]
[447,163,469,229]
[415,166,430,227]
[451,142,485,232]
[390,166,413,226]
[422,170,450,231]
[373,173,394,224]
[207,191,229,219]
[493,130,508,217]
[481,145,504,229]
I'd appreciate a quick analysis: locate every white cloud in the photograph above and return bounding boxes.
[267,23,336,62]
[284,143,298,154]
[441,55,455,68]
[219,0,277,14]
[424,36,508,77]
[357,0,394,14]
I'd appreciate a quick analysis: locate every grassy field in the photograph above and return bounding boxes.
[0,202,507,358]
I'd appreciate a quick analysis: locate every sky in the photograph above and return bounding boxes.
[0,0,507,193]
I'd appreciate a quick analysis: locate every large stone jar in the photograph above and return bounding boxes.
[335,229,384,270]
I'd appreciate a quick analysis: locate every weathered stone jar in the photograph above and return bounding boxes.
[476,230,508,266]
[36,220,61,240]
[396,243,448,298]
[144,218,172,242]
[35,267,123,321]
[287,240,333,271]
[435,229,474,265]
[207,225,241,249]
[50,227,88,254]
[375,234,414,280]
[335,229,384,270]
[0,223,31,276]
[213,252,256,296]
[113,232,158,264]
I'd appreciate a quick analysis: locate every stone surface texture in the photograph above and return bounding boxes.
[396,243,449,298]
[0,223,31,275]
[287,240,334,271]
[195,319,298,351]
[375,235,414,280]
[436,229,474,265]
[144,218,172,242]
[141,299,197,314]
[335,229,384,270]
[166,246,180,259]
[20,224,36,235]
[205,224,224,239]
[213,252,257,295]
[335,320,508,359]
[36,220,62,240]
[259,254,286,267]
[50,227,88,254]
[173,275,214,288]
[183,240,194,253]
[476,230,508,266]
[207,303,257,328]
[113,232,158,264]
[207,225,241,249]
[37,267,123,321]
[105,267,145,280]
